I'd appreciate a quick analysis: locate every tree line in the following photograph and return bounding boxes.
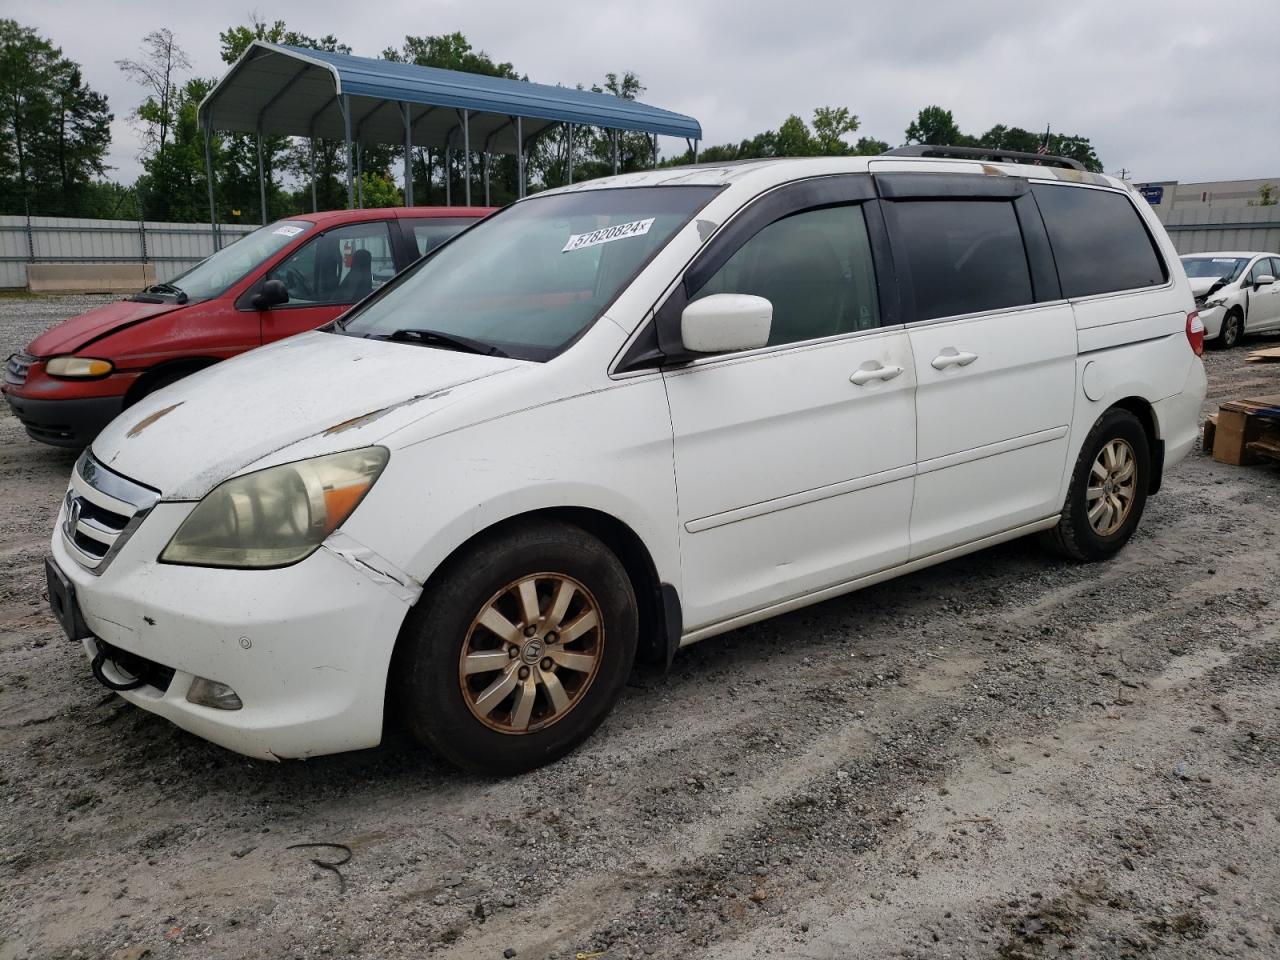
[0,17,1107,224]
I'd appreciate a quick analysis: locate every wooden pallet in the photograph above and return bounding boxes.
[1212,394,1280,466]
[1245,346,1280,363]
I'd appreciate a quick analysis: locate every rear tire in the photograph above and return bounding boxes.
[393,520,637,775]
[1040,408,1150,562]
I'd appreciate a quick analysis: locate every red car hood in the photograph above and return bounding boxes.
[26,298,185,357]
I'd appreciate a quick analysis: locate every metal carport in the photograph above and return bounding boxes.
[198,42,703,240]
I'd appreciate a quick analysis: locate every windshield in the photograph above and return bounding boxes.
[339,186,720,360]
[162,220,314,300]
[1181,256,1248,282]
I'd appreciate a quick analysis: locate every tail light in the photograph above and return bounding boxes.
[1186,311,1204,357]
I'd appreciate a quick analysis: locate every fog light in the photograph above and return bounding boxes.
[187,676,243,710]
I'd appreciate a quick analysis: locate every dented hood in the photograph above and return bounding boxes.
[1188,276,1229,297]
[28,297,185,356]
[91,331,520,499]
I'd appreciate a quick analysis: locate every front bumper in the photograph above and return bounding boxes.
[51,500,413,759]
[1197,304,1225,340]
[3,391,124,447]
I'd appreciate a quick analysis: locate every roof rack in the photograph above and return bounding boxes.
[882,144,1086,172]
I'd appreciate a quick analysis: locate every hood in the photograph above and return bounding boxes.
[1187,276,1229,298]
[27,298,185,356]
[92,331,521,499]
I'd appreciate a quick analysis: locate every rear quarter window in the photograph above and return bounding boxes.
[1032,184,1168,298]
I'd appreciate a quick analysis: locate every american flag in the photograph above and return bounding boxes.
[1037,124,1051,155]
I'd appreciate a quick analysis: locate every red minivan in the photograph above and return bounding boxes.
[3,206,492,447]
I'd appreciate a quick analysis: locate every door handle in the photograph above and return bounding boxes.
[850,364,904,385]
[931,349,978,370]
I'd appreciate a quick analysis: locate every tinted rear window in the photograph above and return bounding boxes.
[892,200,1034,321]
[1033,184,1168,298]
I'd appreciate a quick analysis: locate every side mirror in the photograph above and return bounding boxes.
[680,294,772,354]
[251,278,289,309]
[1255,274,1275,288]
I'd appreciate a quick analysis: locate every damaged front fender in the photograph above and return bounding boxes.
[322,530,423,605]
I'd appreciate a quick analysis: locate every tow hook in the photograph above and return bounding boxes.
[90,649,145,691]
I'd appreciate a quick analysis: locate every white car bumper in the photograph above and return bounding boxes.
[51,501,412,760]
[1197,304,1225,339]
[1153,358,1209,474]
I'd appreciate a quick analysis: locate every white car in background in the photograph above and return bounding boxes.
[1181,251,1280,349]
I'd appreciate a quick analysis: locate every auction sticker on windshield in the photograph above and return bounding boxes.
[563,218,655,253]
[274,225,305,237]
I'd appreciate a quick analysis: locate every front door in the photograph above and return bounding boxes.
[258,220,398,343]
[662,197,917,631]
[878,182,1077,558]
[1245,257,1280,332]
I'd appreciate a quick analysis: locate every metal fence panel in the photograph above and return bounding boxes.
[1160,205,1280,255]
[0,215,259,289]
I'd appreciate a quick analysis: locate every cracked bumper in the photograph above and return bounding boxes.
[52,501,413,759]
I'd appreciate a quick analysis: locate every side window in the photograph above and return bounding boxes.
[1249,258,1277,284]
[890,200,1034,321]
[690,204,880,347]
[1271,258,1280,280]
[267,221,395,306]
[407,218,473,257]
[1032,184,1168,298]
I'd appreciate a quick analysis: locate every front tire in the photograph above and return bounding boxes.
[1213,309,1243,350]
[1041,408,1150,562]
[393,520,638,775]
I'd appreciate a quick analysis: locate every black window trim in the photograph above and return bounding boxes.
[1027,179,1174,304]
[878,174,1059,326]
[234,217,397,312]
[615,173,898,372]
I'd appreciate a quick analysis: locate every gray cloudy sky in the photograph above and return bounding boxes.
[21,0,1280,185]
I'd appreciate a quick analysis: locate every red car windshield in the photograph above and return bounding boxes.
[158,220,314,301]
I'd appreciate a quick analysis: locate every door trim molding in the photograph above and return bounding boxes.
[916,425,1069,476]
[685,464,915,534]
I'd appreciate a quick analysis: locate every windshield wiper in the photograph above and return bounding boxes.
[147,281,188,304]
[378,328,509,358]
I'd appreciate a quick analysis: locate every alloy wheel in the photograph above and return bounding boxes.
[458,573,604,734]
[1086,438,1137,537]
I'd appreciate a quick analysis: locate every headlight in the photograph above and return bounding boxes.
[46,356,113,378]
[160,447,389,568]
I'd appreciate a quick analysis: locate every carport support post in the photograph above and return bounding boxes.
[611,130,619,175]
[462,109,472,206]
[652,134,658,169]
[256,125,267,224]
[309,135,317,212]
[483,152,491,206]
[401,102,413,207]
[516,116,525,199]
[445,146,452,205]
[356,143,364,209]
[203,118,219,251]
[567,124,574,185]
[341,95,353,209]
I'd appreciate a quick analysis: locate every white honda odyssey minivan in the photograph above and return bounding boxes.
[47,147,1207,774]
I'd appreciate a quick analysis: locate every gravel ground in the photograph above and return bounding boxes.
[2,295,1279,960]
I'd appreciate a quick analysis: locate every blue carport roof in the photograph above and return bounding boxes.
[198,42,702,154]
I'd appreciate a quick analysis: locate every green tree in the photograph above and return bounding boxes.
[811,106,859,155]
[135,77,221,221]
[853,136,889,155]
[0,20,112,215]
[905,105,975,146]
[1249,183,1278,207]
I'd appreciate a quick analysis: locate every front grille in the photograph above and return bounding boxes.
[4,351,34,386]
[61,452,160,574]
